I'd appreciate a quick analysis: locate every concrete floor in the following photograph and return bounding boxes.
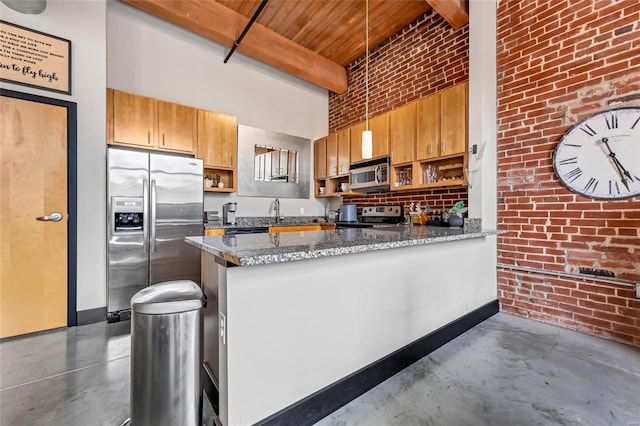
[1,313,638,426]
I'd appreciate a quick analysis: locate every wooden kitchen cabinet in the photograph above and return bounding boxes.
[197,109,238,192]
[107,88,196,154]
[439,82,468,156]
[416,93,440,161]
[337,128,350,176]
[389,103,415,165]
[158,100,196,153]
[326,129,350,177]
[414,82,468,189]
[350,113,389,164]
[314,137,327,179]
[197,109,237,169]
[326,133,338,177]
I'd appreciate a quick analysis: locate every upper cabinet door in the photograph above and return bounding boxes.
[416,93,440,161]
[440,82,467,156]
[197,109,237,168]
[337,128,350,176]
[370,114,390,159]
[158,100,196,153]
[326,133,338,177]
[110,89,156,148]
[389,103,415,165]
[349,121,365,164]
[314,137,327,179]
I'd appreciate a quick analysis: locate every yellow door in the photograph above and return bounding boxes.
[0,95,68,338]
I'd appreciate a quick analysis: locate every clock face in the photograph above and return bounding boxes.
[553,107,640,200]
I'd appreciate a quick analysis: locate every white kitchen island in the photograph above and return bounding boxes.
[186,225,499,426]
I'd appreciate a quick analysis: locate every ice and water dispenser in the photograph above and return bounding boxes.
[112,197,144,233]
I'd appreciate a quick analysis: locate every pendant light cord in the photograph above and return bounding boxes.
[365,0,369,131]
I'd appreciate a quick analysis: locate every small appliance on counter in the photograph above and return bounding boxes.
[204,210,220,223]
[338,204,357,222]
[222,202,237,225]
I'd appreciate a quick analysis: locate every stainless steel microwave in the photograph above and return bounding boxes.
[350,158,390,192]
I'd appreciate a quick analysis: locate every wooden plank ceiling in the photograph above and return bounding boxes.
[122,0,468,94]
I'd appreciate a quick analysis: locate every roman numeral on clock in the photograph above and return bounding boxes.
[605,114,618,129]
[583,177,598,193]
[580,124,597,137]
[558,157,578,165]
[631,115,640,130]
[609,180,620,195]
[565,167,583,182]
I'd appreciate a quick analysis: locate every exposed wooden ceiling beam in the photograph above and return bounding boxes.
[122,0,348,94]
[426,0,469,29]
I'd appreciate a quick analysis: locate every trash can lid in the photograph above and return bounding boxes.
[131,280,205,315]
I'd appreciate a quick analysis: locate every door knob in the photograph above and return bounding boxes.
[36,212,63,222]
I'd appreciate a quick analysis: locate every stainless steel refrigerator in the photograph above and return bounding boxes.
[107,147,203,321]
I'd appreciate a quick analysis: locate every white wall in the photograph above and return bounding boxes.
[468,0,497,228]
[0,0,107,312]
[106,0,330,218]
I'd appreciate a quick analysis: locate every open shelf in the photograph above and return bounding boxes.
[204,166,236,192]
[315,176,356,197]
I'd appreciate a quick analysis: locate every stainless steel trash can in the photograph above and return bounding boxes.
[130,280,205,426]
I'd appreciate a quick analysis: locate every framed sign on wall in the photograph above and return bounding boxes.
[0,20,71,95]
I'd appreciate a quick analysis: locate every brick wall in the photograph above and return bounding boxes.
[343,187,468,214]
[331,9,469,212]
[497,0,640,346]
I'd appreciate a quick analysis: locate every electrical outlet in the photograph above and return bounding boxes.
[300,207,305,215]
[219,312,226,345]
[471,144,478,154]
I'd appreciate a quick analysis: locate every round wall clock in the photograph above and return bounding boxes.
[553,107,640,200]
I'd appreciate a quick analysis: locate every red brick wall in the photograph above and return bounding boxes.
[497,0,640,346]
[329,9,469,132]
[343,187,468,214]
[330,9,469,212]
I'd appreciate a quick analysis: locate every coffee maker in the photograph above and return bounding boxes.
[222,202,237,225]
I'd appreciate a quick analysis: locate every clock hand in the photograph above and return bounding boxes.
[612,158,631,191]
[601,137,631,190]
[612,156,633,181]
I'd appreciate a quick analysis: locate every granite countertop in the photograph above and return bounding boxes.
[186,225,500,267]
[204,216,328,229]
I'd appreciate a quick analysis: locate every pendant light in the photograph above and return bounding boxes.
[361,0,373,159]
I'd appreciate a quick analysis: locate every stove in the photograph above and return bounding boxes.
[335,205,404,228]
[361,205,404,223]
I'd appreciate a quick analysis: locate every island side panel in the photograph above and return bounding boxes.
[222,235,498,426]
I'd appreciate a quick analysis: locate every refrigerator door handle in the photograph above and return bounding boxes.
[142,179,149,254]
[150,179,157,253]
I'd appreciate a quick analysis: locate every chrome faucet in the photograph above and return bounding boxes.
[274,198,281,224]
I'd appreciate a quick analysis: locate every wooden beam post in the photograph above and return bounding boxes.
[426,0,469,30]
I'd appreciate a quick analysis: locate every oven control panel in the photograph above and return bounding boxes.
[361,205,404,222]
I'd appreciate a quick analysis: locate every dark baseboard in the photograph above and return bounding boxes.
[76,307,106,325]
[255,299,500,426]
[203,362,219,415]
